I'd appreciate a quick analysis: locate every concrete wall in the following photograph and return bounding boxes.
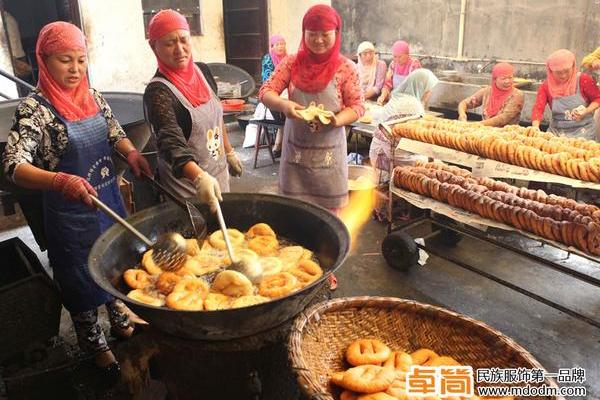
[268,0,332,54]
[0,13,18,99]
[333,0,599,64]
[79,0,226,93]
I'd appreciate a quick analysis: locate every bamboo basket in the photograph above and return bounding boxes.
[289,296,560,400]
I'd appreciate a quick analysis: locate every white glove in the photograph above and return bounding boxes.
[194,171,222,213]
[226,150,243,177]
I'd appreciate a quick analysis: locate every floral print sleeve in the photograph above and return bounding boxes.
[2,93,64,181]
[337,58,365,117]
[2,89,126,182]
[91,89,126,146]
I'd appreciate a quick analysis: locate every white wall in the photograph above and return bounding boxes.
[79,0,226,93]
[0,13,19,99]
[191,0,226,63]
[268,0,332,54]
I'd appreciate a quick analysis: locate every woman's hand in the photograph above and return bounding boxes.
[194,171,222,213]
[376,93,386,106]
[226,150,243,177]
[571,105,588,121]
[592,60,600,70]
[458,112,468,122]
[126,149,153,178]
[281,100,304,119]
[52,172,97,207]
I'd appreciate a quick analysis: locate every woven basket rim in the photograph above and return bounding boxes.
[289,296,559,400]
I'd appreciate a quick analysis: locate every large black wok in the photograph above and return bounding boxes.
[88,193,349,340]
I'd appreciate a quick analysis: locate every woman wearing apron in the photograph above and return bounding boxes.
[260,4,364,213]
[1,22,151,376]
[377,40,421,105]
[144,10,242,213]
[532,49,600,139]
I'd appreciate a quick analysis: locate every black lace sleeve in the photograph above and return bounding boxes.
[144,82,197,178]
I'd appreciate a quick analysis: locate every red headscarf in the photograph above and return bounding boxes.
[546,49,577,98]
[391,40,414,76]
[148,9,210,106]
[269,34,286,67]
[36,22,98,121]
[291,5,343,93]
[486,62,515,118]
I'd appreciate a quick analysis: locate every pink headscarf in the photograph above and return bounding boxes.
[36,22,98,121]
[291,5,343,93]
[269,34,286,66]
[486,62,514,118]
[148,9,210,106]
[546,49,577,98]
[391,40,414,76]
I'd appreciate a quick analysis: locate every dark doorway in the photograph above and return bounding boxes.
[222,0,268,85]
[0,0,81,96]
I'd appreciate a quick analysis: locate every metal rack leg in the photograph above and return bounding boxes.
[416,241,600,329]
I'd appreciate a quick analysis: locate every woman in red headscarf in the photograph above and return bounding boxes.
[377,40,421,105]
[1,21,151,376]
[144,9,242,214]
[457,62,524,127]
[532,49,600,138]
[259,4,364,211]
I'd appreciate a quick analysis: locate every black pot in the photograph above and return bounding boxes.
[88,193,349,340]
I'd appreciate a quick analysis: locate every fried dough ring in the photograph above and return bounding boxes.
[259,256,283,276]
[289,259,323,286]
[230,295,269,309]
[123,268,152,289]
[246,223,276,238]
[142,249,162,275]
[211,270,254,297]
[424,356,460,367]
[382,351,412,372]
[166,290,204,311]
[346,339,392,366]
[341,365,395,394]
[203,293,231,311]
[183,254,223,276]
[258,272,298,298]
[155,271,183,295]
[356,393,396,400]
[186,238,201,256]
[208,229,245,250]
[410,348,438,365]
[173,277,210,298]
[248,235,279,256]
[127,289,165,307]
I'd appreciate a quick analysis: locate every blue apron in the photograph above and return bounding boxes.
[36,95,126,313]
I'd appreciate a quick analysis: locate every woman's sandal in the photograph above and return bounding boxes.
[110,324,135,340]
[93,349,121,383]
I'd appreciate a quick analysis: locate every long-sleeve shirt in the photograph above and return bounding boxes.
[467,86,525,127]
[582,47,600,70]
[143,63,218,178]
[531,73,600,121]
[258,54,365,118]
[383,59,422,91]
[261,53,275,83]
[2,89,125,181]
[360,59,387,96]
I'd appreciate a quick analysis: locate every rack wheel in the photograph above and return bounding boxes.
[382,231,418,270]
[432,226,462,246]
